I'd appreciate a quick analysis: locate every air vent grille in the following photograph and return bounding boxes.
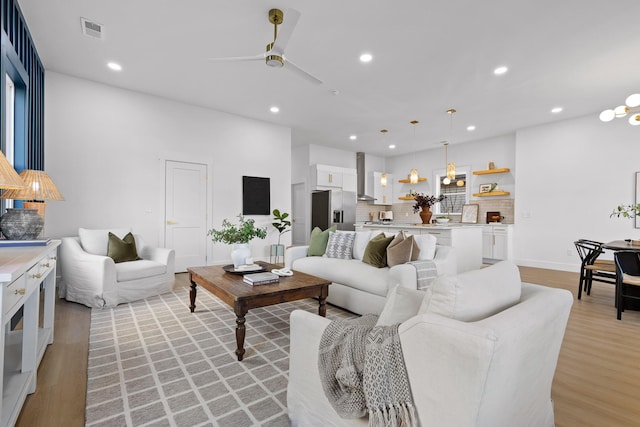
[81,18,104,39]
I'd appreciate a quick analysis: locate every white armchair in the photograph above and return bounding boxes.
[288,262,573,426]
[59,229,175,308]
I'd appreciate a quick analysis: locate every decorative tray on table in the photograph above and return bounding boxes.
[222,263,266,275]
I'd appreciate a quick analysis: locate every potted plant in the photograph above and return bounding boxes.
[208,214,267,267]
[412,193,446,224]
[271,208,291,264]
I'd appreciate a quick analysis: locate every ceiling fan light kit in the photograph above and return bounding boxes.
[208,8,322,85]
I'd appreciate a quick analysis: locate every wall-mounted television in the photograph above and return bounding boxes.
[242,176,270,215]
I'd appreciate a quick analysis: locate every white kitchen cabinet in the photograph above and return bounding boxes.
[312,164,357,190]
[0,242,60,427]
[368,172,393,205]
[482,225,513,262]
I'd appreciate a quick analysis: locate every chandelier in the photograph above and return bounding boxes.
[600,94,640,126]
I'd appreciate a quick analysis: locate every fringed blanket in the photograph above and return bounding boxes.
[408,259,438,290]
[318,314,416,427]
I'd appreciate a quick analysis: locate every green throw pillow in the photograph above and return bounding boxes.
[362,233,395,268]
[107,232,142,263]
[308,225,337,256]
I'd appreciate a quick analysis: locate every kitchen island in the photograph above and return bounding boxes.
[355,223,482,272]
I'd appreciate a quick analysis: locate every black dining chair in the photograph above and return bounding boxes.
[574,239,617,299]
[614,251,640,320]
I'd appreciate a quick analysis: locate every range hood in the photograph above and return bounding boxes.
[356,152,376,202]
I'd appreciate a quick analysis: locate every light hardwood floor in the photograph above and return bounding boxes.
[15,268,640,427]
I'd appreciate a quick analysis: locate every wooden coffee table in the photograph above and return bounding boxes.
[187,262,330,361]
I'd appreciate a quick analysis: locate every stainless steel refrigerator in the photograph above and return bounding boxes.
[311,189,356,231]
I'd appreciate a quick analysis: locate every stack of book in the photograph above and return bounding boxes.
[243,272,280,286]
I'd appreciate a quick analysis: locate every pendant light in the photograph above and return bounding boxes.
[409,120,420,184]
[380,129,390,186]
[442,142,453,185]
[600,93,640,126]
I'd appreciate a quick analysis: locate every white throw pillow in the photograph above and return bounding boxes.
[376,284,426,326]
[352,230,372,260]
[79,227,131,256]
[419,261,522,322]
[325,231,356,259]
[413,234,437,260]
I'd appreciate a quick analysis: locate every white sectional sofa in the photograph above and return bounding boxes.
[288,261,574,427]
[285,230,456,315]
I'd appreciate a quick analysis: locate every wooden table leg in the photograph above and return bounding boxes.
[189,275,197,313]
[234,303,248,361]
[318,284,328,317]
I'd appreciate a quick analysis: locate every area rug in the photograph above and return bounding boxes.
[85,289,355,427]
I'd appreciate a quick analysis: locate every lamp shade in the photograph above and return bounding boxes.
[0,170,63,201]
[409,169,419,184]
[0,151,26,190]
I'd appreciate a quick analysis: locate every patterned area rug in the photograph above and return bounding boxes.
[85,289,355,427]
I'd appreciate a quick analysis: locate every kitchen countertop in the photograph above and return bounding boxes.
[356,222,513,228]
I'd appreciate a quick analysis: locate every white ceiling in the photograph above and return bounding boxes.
[17,0,640,156]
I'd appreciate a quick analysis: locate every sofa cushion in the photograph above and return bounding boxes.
[419,261,522,321]
[386,231,420,267]
[292,257,391,297]
[79,227,131,256]
[413,234,437,260]
[325,231,356,259]
[362,233,394,268]
[352,230,372,260]
[107,232,142,263]
[115,260,167,282]
[308,226,337,256]
[376,284,426,326]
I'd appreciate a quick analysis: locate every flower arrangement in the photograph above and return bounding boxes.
[412,193,446,213]
[611,203,640,219]
[208,214,267,244]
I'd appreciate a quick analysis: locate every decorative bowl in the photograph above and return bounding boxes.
[435,218,450,224]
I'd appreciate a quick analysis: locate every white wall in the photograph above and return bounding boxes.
[514,114,640,271]
[44,72,291,264]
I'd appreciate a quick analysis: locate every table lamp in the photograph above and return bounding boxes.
[0,169,63,239]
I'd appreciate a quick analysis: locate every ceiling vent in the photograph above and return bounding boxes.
[81,18,104,39]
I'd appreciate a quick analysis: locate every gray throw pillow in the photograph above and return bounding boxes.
[325,231,356,259]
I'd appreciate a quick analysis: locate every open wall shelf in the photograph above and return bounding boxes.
[472,191,511,197]
[472,168,510,175]
[398,177,427,183]
[398,196,416,200]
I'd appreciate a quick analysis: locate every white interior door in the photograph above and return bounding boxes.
[292,183,307,245]
[165,160,207,272]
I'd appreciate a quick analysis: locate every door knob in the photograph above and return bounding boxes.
[166,220,178,225]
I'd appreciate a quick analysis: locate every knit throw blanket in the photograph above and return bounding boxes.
[408,259,438,290]
[318,314,417,427]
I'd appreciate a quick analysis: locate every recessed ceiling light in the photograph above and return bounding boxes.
[551,107,563,114]
[270,106,280,113]
[467,125,476,131]
[107,62,122,71]
[388,144,396,149]
[493,66,508,75]
[349,135,357,141]
[359,53,373,63]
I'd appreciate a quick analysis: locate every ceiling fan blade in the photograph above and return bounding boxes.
[284,58,323,85]
[207,54,264,62]
[271,8,301,55]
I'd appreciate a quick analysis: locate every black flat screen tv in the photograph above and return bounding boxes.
[242,176,270,215]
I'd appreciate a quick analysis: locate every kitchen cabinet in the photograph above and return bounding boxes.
[0,242,60,427]
[482,225,513,262]
[368,172,393,205]
[360,224,482,272]
[312,164,357,191]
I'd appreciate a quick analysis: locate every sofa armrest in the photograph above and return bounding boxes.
[140,246,175,269]
[285,245,310,269]
[60,236,117,306]
[433,244,457,276]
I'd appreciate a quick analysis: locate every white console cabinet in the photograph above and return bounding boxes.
[0,241,60,427]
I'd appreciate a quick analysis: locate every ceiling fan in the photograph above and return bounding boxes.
[208,8,323,85]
